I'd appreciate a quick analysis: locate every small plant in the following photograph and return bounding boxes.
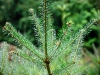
[0,0,98,75]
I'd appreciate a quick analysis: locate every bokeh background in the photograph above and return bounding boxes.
[0,0,100,75]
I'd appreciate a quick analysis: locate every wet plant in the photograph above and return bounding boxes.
[0,0,98,75]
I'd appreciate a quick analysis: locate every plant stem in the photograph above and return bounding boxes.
[44,58,52,75]
[44,0,47,58]
[43,0,52,75]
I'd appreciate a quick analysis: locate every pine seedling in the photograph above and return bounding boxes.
[1,0,98,75]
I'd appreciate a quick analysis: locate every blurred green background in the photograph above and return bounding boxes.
[0,0,100,74]
[0,0,99,48]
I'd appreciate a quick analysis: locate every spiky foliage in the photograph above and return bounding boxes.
[83,44,100,75]
[1,0,98,75]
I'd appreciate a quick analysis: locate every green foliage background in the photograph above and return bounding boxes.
[0,0,99,49]
[0,0,100,75]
